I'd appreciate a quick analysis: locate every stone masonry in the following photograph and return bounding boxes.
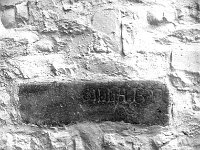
[0,0,200,149]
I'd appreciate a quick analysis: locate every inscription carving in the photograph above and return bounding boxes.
[82,87,154,106]
[19,81,169,126]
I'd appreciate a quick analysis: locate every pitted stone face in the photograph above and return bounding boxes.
[18,81,169,126]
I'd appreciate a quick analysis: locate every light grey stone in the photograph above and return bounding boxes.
[172,50,200,73]
[16,2,28,21]
[1,8,15,28]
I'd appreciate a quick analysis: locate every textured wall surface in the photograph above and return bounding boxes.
[0,0,200,149]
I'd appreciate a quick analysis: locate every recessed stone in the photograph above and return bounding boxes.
[18,81,169,126]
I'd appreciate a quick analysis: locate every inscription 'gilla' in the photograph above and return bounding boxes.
[82,87,160,106]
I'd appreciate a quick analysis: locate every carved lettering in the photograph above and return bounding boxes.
[118,88,127,103]
[153,89,163,101]
[83,87,155,106]
[107,89,111,103]
[19,81,169,126]
[92,89,96,104]
[126,88,136,103]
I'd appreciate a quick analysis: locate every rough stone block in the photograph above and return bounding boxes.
[16,2,29,21]
[27,1,45,31]
[1,8,16,28]
[57,20,92,35]
[121,19,135,55]
[8,54,67,79]
[147,5,175,26]
[169,71,200,92]
[169,29,200,43]
[34,39,54,52]
[92,9,121,53]
[0,38,28,58]
[18,81,169,126]
[92,9,120,36]
[0,0,24,6]
[172,50,200,73]
[103,133,143,150]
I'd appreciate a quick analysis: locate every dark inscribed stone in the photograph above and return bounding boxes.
[18,81,169,126]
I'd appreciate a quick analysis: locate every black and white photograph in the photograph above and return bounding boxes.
[0,0,199,149]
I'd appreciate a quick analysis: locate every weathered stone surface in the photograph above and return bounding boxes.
[92,9,121,53]
[67,31,94,56]
[147,5,176,26]
[103,133,144,150]
[57,20,92,35]
[16,2,29,25]
[7,57,52,79]
[92,9,120,36]
[152,131,179,150]
[172,50,200,73]
[121,18,135,56]
[0,130,53,149]
[1,8,16,28]
[83,58,134,77]
[0,0,200,149]
[0,88,12,125]
[169,29,200,43]
[18,81,169,126]
[27,1,45,31]
[90,33,113,53]
[169,71,200,92]
[7,54,71,79]
[43,17,58,33]
[0,0,24,6]
[34,39,54,52]
[124,52,169,79]
[0,38,28,58]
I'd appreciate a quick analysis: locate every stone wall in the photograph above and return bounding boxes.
[0,0,200,149]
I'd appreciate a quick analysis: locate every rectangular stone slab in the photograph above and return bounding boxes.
[18,81,169,126]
